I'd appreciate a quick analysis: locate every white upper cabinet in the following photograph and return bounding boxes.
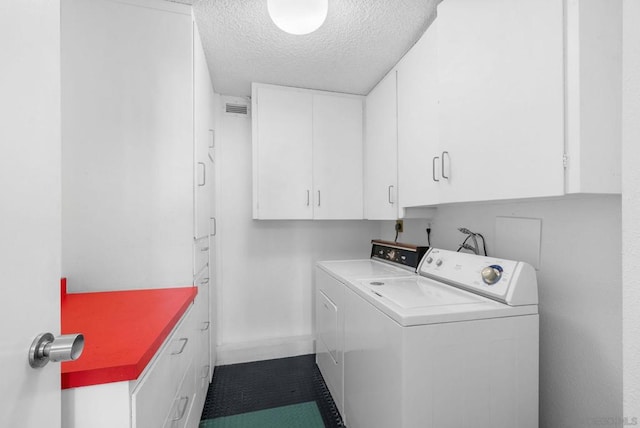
[313,94,364,220]
[364,71,399,220]
[252,83,363,220]
[428,0,621,205]
[437,0,565,204]
[253,85,314,219]
[397,20,440,208]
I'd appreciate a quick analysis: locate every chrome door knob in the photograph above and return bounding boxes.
[29,332,85,368]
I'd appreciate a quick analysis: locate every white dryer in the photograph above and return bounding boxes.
[315,240,428,422]
[342,248,539,428]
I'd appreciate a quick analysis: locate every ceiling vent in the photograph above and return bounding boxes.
[225,102,250,117]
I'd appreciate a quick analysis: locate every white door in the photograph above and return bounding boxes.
[253,85,314,219]
[0,1,62,427]
[437,0,565,204]
[313,94,364,220]
[364,71,398,220]
[397,21,440,208]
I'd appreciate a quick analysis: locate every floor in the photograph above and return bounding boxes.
[199,354,345,428]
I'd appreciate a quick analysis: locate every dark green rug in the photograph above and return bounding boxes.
[200,401,325,428]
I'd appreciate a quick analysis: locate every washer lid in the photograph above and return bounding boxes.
[351,275,538,327]
[360,276,485,309]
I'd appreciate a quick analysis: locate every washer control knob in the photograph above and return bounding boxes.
[481,265,503,285]
[435,259,443,267]
[426,257,433,264]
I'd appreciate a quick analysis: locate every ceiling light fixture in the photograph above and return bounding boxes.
[267,0,328,35]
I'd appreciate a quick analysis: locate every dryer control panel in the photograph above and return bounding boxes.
[370,240,428,270]
[418,248,538,306]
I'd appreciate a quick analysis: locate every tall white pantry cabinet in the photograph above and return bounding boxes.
[61,0,217,426]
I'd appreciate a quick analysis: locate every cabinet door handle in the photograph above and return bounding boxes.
[199,277,210,285]
[172,396,190,421]
[198,162,206,186]
[388,185,394,204]
[441,151,450,180]
[201,321,210,331]
[432,156,440,182]
[306,190,310,206]
[209,129,215,149]
[171,338,188,355]
[210,217,216,237]
[200,246,209,252]
[317,190,321,207]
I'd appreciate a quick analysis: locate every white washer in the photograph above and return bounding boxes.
[341,248,539,428]
[315,241,428,422]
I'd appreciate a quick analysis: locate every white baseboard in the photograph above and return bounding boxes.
[216,335,315,366]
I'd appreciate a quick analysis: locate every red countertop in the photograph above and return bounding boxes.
[61,280,197,389]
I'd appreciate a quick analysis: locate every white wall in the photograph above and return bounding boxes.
[382,196,622,428]
[623,0,640,421]
[216,103,379,363]
[61,0,194,292]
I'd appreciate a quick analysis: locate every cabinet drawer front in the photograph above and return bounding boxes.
[132,346,174,428]
[194,263,210,289]
[193,284,211,397]
[168,306,195,391]
[164,361,196,428]
[132,305,194,428]
[194,237,209,277]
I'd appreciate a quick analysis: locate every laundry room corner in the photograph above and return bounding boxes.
[215,95,380,364]
[381,196,622,428]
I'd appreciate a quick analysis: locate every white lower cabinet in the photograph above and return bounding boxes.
[131,304,197,428]
[164,360,196,428]
[63,294,211,428]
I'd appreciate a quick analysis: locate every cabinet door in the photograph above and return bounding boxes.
[253,85,313,219]
[364,71,398,220]
[397,21,440,208]
[313,94,364,219]
[437,0,565,203]
[194,24,212,240]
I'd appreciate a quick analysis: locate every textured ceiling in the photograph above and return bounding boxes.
[193,0,438,97]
